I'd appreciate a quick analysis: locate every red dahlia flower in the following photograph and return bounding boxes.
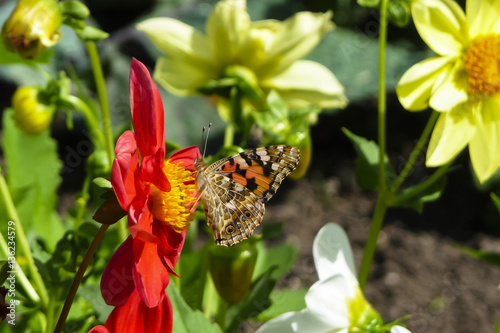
[92,58,199,332]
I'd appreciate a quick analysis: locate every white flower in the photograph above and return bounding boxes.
[256,223,411,333]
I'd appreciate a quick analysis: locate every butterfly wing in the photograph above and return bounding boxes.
[201,145,300,246]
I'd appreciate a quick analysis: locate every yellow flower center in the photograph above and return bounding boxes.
[464,34,500,97]
[150,160,196,233]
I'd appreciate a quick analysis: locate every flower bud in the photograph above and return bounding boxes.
[11,87,56,135]
[2,0,63,59]
[208,241,258,304]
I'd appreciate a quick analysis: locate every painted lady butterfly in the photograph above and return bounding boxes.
[194,145,300,246]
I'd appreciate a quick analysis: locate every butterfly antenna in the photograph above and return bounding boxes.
[202,123,212,158]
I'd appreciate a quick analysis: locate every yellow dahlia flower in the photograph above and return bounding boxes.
[396,0,500,183]
[137,0,346,111]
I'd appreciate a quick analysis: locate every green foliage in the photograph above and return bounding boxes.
[343,127,396,191]
[169,283,223,333]
[393,176,447,213]
[457,246,500,267]
[255,288,308,321]
[1,109,64,249]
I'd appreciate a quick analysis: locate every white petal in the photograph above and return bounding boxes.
[426,106,475,166]
[429,60,469,112]
[391,326,412,333]
[153,57,218,96]
[262,60,347,109]
[396,57,452,111]
[467,0,500,38]
[292,309,345,333]
[469,97,500,183]
[255,312,298,333]
[206,0,251,64]
[259,11,333,76]
[305,275,354,328]
[312,223,356,280]
[137,18,213,62]
[411,0,468,56]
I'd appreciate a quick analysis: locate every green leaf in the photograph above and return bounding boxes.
[253,242,297,281]
[78,284,112,323]
[92,177,112,189]
[457,246,500,267]
[394,176,447,213]
[2,109,64,249]
[169,283,223,333]
[342,128,396,191]
[178,246,209,311]
[225,268,277,332]
[490,193,500,215]
[75,26,109,42]
[255,288,308,321]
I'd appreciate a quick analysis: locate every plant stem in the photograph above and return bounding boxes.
[392,162,452,205]
[224,123,235,148]
[54,224,109,333]
[391,110,439,192]
[358,0,389,290]
[495,312,500,333]
[0,229,39,304]
[86,42,114,166]
[0,169,49,308]
[377,0,389,192]
[358,193,388,290]
[59,95,105,148]
[215,297,228,330]
[74,173,92,230]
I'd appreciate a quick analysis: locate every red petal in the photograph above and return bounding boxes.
[89,325,109,333]
[128,196,158,242]
[111,131,139,210]
[132,237,170,308]
[141,149,170,192]
[156,225,187,271]
[103,289,173,333]
[130,58,165,159]
[101,237,135,307]
[169,146,201,172]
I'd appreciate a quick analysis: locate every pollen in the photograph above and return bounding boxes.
[150,160,196,233]
[464,34,500,97]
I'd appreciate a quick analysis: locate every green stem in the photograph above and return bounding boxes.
[358,0,389,290]
[45,293,56,333]
[495,313,500,333]
[0,228,39,304]
[59,95,105,148]
[391,110,439,192]
[0,169,49,308]
[377,0,389,192]
[203,273,217,319]
[392,162,452,205]
[358,194,389,290]
[54,224,109,333]
[74,173,92,230]
[215,297,228,330]
[86,42,114,166]
[224,124,235,148]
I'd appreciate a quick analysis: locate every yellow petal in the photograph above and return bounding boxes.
[153,57,218,96]
[429,60,469,112]
[206,0,251,64]
[426,105,475,166]
[469,97,500,183]
[411,0,467,56]
[257,11,333,77]
[467,0,500,39]
[396,56,452,111]
[261,60,347,109]
[137,18,214,64]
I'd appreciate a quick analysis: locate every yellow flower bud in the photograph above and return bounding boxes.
[2,0,63,59]
[11,87,55,135]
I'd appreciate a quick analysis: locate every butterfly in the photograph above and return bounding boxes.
[194,145,300,246]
